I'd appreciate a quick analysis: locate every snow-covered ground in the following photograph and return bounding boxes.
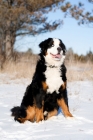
[0,74,93,140]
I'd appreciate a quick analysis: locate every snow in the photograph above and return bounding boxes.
[0,74,93,140]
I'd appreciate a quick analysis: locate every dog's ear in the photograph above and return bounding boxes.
[59,39,66,55]
[39,38,53,55]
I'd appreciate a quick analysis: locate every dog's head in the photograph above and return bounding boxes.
[39,38,66,66]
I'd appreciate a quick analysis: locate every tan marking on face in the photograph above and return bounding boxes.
[62,81,67,90]
[45,50,48,55]
[57,99,73,117]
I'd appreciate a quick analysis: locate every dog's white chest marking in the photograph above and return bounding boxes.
[45,67,63,93]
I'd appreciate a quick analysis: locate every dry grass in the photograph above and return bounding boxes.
[0,53,39,79]
[2,61,36,79]
[66,60,93,81]
[0,54,93,81]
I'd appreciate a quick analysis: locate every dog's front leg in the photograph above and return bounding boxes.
[57,85,73,118]
[35,93,45,123]
[57,98,73,117]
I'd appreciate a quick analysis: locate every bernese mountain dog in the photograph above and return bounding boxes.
[11,38,73,123]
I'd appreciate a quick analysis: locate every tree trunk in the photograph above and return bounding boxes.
[5,33,13,60]
[5,20,14,60]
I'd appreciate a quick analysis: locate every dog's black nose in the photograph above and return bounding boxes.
[57,47,62,53]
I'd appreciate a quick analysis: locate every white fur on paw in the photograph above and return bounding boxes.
[66,116,76,120]
[44,111,48,116]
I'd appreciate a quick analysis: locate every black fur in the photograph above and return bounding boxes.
[44,92,59,112]
[11,53,47,123]
[11,106,27,123]
[11,38,72,123]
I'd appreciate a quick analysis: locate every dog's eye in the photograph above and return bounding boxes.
[51,45,54,47]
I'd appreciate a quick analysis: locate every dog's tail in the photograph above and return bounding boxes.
[10,106,27,123]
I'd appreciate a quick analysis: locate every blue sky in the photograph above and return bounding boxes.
[15,0,93,55]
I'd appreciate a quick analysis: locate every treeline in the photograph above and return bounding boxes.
[0,0,93,61]
[66,48,93,62]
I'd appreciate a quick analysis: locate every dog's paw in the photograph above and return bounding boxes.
[44,111,48,120]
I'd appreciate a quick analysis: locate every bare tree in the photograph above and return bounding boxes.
[0,0,93,60]
[0,0,64,59]
[61,1,93,26]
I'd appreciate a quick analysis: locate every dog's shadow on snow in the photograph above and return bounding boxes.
[58,107,63,115]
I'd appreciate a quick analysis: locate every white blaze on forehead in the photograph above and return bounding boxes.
[44,38,65,93]
[47,38,61,55]
[44,38,65,66]
[53,38,60,46]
